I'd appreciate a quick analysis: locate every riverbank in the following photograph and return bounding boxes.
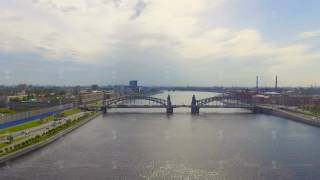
[257,106,320,127]
[0,111,101,164]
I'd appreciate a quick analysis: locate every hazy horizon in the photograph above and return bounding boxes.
[1,0,320,86]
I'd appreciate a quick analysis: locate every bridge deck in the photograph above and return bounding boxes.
[107,105,254,108]
[108,105,166,108]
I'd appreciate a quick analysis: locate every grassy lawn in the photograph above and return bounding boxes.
[0,108,16,115]
[0,137,26,148]
[62,108,81,116]
[95,101,103,106]
[299,105,320,117]
[297,109,320,117]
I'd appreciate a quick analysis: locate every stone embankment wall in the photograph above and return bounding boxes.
[255,106,320,127]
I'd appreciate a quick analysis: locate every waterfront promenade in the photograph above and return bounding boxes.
[0,109,99,163]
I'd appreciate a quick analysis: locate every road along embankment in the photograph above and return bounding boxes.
[0,112,101,164]
[270,108,320,127]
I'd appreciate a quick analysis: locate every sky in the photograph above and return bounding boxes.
[0,0,320,87]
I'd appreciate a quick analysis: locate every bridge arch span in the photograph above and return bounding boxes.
[105,95,168,107]
[196,95,228,106]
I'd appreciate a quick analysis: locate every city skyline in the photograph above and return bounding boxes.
[1,0,320,86]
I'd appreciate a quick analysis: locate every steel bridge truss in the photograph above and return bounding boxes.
[196,94,254,108]
[105,95,168,107]
[102,94,255,114]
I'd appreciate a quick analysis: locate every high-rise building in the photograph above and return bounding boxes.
[129,80,138,88]
[91,84,99,91]
[129,80,139,93]
[275,76,278,89]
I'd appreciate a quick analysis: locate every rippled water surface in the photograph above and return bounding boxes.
[1,91,320,180]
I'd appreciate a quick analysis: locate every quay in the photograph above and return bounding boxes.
[0,111,101,164]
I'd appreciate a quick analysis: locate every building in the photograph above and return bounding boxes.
[91,84,99,91]
[129,80,140,93]
[129,80,138,88]
[252,94,271,104]
[0,96,8,108]
[78,90,119,105]
[79,91,105,105]
[105,90,119,99]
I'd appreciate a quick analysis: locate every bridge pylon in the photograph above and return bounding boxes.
[191,95,199,115]
[101,106,107,114]
[166,95,173,114]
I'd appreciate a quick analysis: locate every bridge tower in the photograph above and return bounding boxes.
[191,95,199,114]
[166,95,173,114]
[101,106,107,114]
[101,93,108,114]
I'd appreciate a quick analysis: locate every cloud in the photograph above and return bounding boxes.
[1,0,317,64]
[0,0,225,63]
[300,30,320,39]
[0,0,320,86]
[176,28,318,70]
[131,0,148,19]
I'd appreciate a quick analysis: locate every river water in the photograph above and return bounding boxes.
[1,91,320,180]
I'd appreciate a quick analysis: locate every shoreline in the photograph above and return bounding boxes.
[256,106,320,127]
[0,112,101,164]
[270,108,320,127]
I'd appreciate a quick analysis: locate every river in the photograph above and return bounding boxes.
[1,91,320,180]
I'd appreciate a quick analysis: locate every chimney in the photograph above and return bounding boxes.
[275,75,278,90]
[256,76,259,89]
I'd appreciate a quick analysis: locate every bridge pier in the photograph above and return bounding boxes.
[166,106,173,114]
[101,106,107,114]
[166,95,174,115]
[191,106,199,114]
[191,95,200,115]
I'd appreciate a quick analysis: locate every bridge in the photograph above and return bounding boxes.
[100,94,256,115]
